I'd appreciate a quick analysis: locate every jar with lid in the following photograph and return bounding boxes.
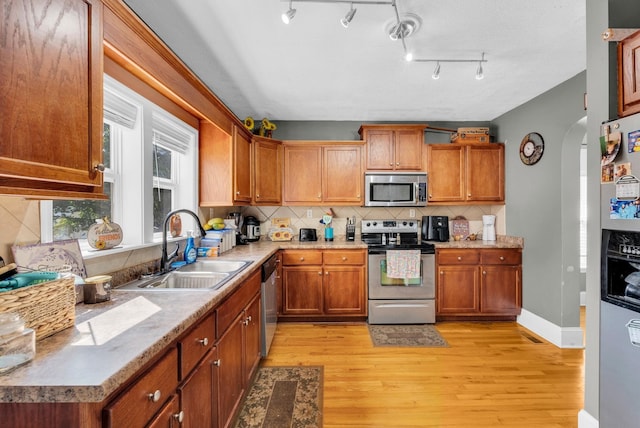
[0,313,35,374]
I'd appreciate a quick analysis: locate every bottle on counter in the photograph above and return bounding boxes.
[184,230,197,264]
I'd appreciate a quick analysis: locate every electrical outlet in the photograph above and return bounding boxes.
[307,209,313,218]
[409,209,415,218]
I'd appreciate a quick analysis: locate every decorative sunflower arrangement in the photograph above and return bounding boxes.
[243,116,277,138]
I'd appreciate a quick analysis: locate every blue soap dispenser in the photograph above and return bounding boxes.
[184,230,197,264]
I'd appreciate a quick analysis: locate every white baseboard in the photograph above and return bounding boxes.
[517,309,584,348]
[578,409,598,428]
[580,291,586,306]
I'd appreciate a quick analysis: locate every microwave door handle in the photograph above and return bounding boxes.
[414,183,419,205]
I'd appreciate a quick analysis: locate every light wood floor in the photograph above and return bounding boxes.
[262,316,585,428]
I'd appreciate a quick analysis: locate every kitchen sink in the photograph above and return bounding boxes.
[117,260,252,291]
[178,260,251,273]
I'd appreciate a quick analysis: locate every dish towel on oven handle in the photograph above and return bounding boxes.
[386,249,421,279]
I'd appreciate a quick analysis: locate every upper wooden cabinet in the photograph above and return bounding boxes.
[426,143,505,205]
[359,124,426,170]
[0,0,105,199]
[283,141,364,206]
[618,30,640,117]
[199,122,252,206]
[252,136,283,205]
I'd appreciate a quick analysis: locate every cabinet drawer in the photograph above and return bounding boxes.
[179,312,215,379]
[437,249,480,265]
[323,250,365,265]
[282,250,323,266]
[481,249,522,265]
[216,268,261,338]
[104,347,179,428]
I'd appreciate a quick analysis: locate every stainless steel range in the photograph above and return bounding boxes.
[362,219,436,324]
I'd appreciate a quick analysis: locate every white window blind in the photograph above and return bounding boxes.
[152,111,193,154]
[104,88,138,129]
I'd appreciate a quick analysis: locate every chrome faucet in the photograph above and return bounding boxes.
[160,209,208,274]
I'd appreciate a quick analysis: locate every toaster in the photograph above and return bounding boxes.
[299,228,318,241]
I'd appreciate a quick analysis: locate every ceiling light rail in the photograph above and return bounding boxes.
[412,53,488,80]
[281,0,393,25]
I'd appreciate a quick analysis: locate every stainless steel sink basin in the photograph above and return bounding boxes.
[178,260,251,273]
[117,260,252,291]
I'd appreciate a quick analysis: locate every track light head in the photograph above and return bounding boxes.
[475,62,484,80]
[432,62,441,80]
[341,4,357,28]
[282,2,296,24]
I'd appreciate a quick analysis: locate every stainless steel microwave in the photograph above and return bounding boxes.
[364,172,427,207]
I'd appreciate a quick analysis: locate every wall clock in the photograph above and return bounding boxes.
[519,132,545,165]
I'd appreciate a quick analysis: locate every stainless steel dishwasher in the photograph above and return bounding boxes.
[261,253,278,356]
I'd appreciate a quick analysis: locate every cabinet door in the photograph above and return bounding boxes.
[179,348,216,428]
[364,130,395,170]
[283,145,322,204]
[282,266,323,315]
[0,0,104,198]
[618,30,640,117]
[199,122,233,206]
[323,265,366,315]
[253,137,282,205]
[233,126,252,203]
[243,293,261,385]
[394,129,423,170]
[427,145,465,202]
[466,144,504,202]
[481,265,521,315]
[147,394,182,428]
[216,315,244,428]
[436,265,480,314]
[323,145,362,203]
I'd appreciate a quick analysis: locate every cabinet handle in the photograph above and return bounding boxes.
[256,194,260,198]
[317,194,321,199]
[428,194,433,198]
[396,162,400,166]
[483,271,487,275]
[468,193,472,197]
[342,256,347,261]
[198,337,209,346]
[499,256,505,261]
[147,390,161,402]
[213,359,221,366]
[173,411,184,423]
[457,256,462,261]
[247,315,252,322]
[236,191,240,195]
[318,271,322,275]
[243,319,249,326]
[389,162,393,166]
[94,163,105,172]
[299,257,305,261]
[325,271,329,275]
[440,271,444,275]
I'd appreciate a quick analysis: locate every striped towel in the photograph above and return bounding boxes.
[386,250,421,279]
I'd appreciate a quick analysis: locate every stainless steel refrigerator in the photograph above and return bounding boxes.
[600,111,640,427]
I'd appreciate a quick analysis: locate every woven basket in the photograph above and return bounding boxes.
[0,277,76,340]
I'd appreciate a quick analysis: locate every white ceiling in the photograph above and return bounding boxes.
[122,0,586,122]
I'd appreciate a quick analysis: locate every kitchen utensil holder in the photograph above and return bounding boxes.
[0,277,75,340]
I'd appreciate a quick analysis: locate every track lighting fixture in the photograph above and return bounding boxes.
[278,1,490,80]
[413,53,488,80]
[282,1,296,24]
[341,4,357,28]
[475,53,485,80]
[432,62,440,80]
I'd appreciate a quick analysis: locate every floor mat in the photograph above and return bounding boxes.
[368,324,449,347]
[234,366,323,428]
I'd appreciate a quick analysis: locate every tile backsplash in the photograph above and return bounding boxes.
[236,205,506,241]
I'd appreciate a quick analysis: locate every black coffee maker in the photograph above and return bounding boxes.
[422,216,450,242]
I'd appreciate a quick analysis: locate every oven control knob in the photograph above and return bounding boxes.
[372,222,377,226]
[402,221,407,226]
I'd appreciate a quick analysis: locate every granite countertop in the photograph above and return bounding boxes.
[0,236,521,404]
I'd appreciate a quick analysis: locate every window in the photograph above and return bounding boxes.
[41,75,198,251]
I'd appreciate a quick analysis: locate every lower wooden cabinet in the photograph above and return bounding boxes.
[436,248,522,321]
[280,249,367,321]
[215,268,261,428]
